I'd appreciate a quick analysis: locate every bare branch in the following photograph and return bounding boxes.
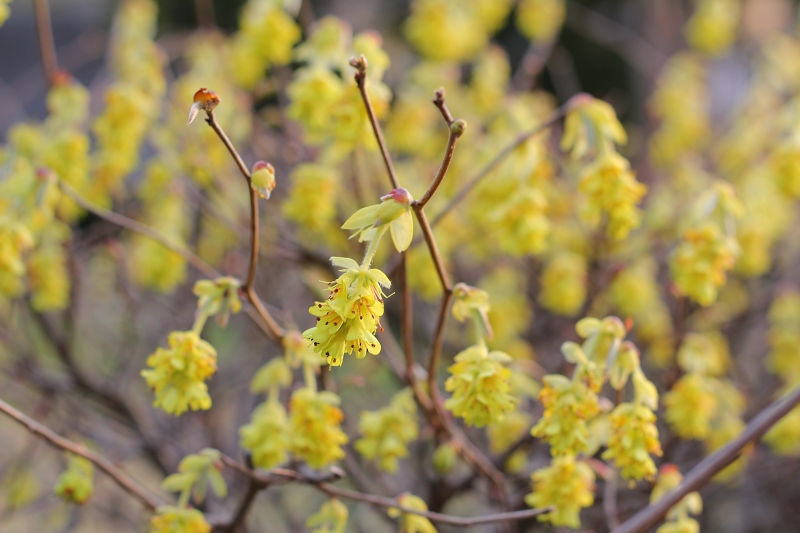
[349,54,399,189]
[203,109,285,343]
[613,384,800,533]
[220,457,551,527]
[0,397,165,510]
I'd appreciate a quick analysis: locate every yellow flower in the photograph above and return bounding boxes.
[603,403,662,481]
[193,276,242,328]
[355,389,418,472]
[561,95,627,159]
[239,401,291,469]
[670,223,738,306]
[538,251,587,316]
[304,257,390,366]
[684,0,740,56]
[487,410,532,454]
[141,331,218,416]
[516,0,566,44]
[54,455,94,505]
[651,465,702,532]
[149,506,210,533]
[664,374,718,439]
[307,498,349,533]
[531,374,600,455]
[444,344,517,427]
[289,388,348,468]
[388,493,438,533]
[525,455,595,528]
[578,150,647,240]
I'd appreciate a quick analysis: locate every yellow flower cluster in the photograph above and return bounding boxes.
[532,374,600,456]
[239,400,291,469]
[444,344,517,427]
[355,388,419,472]
[287,18,391,151]
[387,494,437,533]
[54,455,94,505]
[304,257,390,367]
[607,258,674,366]
[307,498,349,533]
[404,0,512,62]
[141,331,218,416]
[516,0,566,44]
[649,53,709,167]
[229,0,301,89]
[149,506,210,533]
[288,388,348,469]
[578,151,647,240]
[538,251,588,316]
[651,465,702,533]
[764,291,800,456]
[525,455,595,528]
[603,403,662,481]
[684,0,740,56]
[562,95,647,240]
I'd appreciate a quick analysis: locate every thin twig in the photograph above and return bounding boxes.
[58,181,219,280]
[221,457,551,527]
[433,88,455,125]
[413,209,451,291]
[416,105,464,208]
[349,55,399,189]
[0,397,165,510]
[204,110,285,343]
[33,0,58,85]
[431,107,567,228]
[613,384,800,533]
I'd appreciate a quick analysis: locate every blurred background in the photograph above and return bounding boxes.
[2,1,800,533]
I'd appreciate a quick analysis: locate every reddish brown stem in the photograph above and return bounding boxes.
[350,55,400,189]
[33,0,58,85]
[204,110,285,343]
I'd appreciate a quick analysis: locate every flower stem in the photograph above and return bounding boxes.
[303,361,317,393]
[361,226,388,269]
[191,309,209,335]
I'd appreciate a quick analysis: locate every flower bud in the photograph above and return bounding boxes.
[187,87,221,124]
[432,441,458,475]
[251,161,277,199]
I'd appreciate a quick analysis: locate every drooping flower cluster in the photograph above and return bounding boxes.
[516,0,566,44]
[532,375,600,456]
[304,257,390,367]
[288,388,349,469]
[651,465,703,533]
[444,344,517,427]
[149,506,211,533]
[387,493,438,533]
[764,290,800,456]
[306,498,349,533]
[141,331,218,416]
[53,455,94,505]
[669,181,743,306]
[603,402,662,481]
[684,0,740,57]
[525,455,596,528]
[355,388,419,473]
[562,95,648,241]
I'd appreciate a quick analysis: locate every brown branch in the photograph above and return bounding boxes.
[33,0,58,85]
[349,55,399,189]
[431,106,567,228]
[203,110,285,343]
[413,208,451,291]
[433,88,455,125]
[58,180,219,280]
[416,122,465,209]
[0,397,165,510]
[220,457,551,527]
[613,384,800,533]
